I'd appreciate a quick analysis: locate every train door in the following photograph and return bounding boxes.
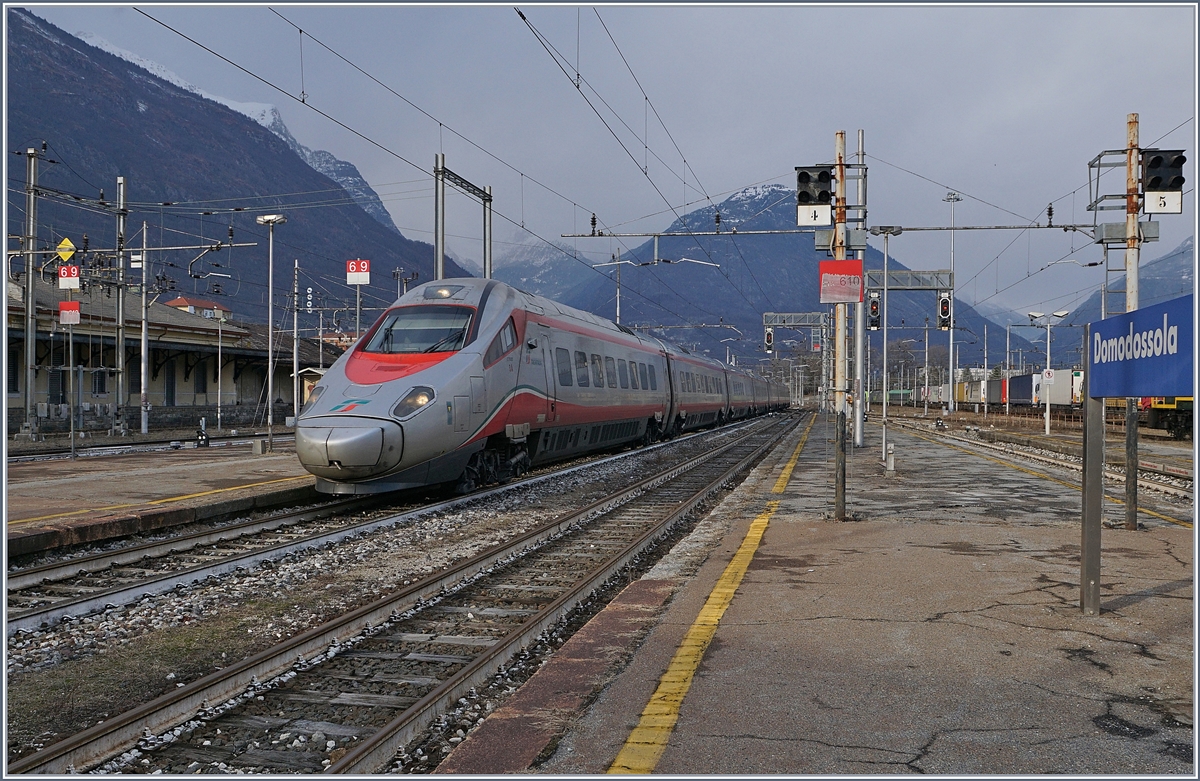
[515,325,553,426]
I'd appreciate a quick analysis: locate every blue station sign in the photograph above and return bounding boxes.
[1088,294,1193,398]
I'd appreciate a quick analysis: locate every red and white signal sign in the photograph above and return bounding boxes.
[58,264,81,290]
[59,300,80,325]
[346,258,371,286]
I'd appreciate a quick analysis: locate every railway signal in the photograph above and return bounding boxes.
[868,292,881,330]
[764,327,774,353]
[937,292,952,330]
[795,166,834,226]
[1142,149,1186,214]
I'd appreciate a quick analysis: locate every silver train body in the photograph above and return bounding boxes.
[296,278,789,494]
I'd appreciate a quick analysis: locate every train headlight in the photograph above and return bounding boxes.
[424,285,464,299]
[392,386,435,419]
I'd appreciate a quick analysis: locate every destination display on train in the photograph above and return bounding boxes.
[1087,293,1192,398]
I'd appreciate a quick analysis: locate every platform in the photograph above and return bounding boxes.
[5,441,317,556]
[439,413,1194,775]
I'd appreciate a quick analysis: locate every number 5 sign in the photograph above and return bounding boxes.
[346,258,371,286]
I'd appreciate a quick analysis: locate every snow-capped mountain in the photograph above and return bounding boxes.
[76,31,402,236]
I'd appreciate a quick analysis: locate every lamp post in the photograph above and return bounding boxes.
[592,251,652,324]
[256,213,287,452]
[943,192,962,412]
[1028,310,1069,435]
[869,225,902,461]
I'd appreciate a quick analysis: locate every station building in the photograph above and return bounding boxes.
[7,273,341,438]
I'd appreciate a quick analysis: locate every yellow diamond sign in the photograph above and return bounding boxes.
[56,237,76,262]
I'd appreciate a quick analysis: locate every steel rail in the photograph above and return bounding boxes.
[7,417,788,774]
[7,434,297,463]
[893,420,1192,500]
[5,423,753,637]
[6,496,370,591]
[329,415,795,774]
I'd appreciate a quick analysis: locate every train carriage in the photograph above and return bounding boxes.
[295,278,784,495]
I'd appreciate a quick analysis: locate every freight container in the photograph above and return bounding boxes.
[1008,373,1041,406]
[1071,371,1085,405]
[986,377,1007,405]
[1045,377,1073,406]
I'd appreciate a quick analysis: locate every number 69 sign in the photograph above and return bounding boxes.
[58,264,81,290]
[346,258,370,286]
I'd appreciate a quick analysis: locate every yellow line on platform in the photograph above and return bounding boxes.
[608,416,814,774]
[772,414,817,494]
[8,475,312,527]
[904,429,1192,529]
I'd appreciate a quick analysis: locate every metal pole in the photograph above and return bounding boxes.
[1080,328,1103,615]
[356,285,361,343]
[68,299,75,458]
[1123,113,1140,532]
[1101,245,1109,320]
[484,185,493,279]
[434,153,445,280]
[140,222,149,434]
[1005,323,1011,416]
[217,317,223,433]
[115,176,127,435]
[267,223,275,453]
[882,231,889,461]
[944,191,962,412]
[615,254,621,325]
[834,131,847,520]
[319,310,324,369]
[924,318,929,416]
[853,129,866,448]
[1045,321,1051,436]
[24,148,38,438]
[293,258,299,423]
[983,324,988,417]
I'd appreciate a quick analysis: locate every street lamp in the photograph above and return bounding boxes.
[256,213,287,452]
[869,225,903,460]
[1028,310,1069,435]
[943,191,962,412]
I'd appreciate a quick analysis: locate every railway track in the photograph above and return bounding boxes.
[892,419,1193,501]
[6,433,296,464]
[6,421,762,638]
[9,413,797,774]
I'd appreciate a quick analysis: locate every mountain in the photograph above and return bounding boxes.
[497,184,1038,369]
[6,8,466,325]
[1063,237,1194,327]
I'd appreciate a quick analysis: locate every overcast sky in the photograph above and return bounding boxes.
[20,3,1198,319]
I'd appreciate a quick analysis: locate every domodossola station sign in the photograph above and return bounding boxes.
[1087,294,1193,399]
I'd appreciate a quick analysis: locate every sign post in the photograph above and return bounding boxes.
[1081,294,1193,614]
[347,259,371,339]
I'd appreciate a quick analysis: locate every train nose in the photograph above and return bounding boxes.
[296,419,403,480]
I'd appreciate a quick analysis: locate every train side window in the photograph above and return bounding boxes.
[575,350,590,387]
[627,359,639,389]
[640,363,650,390]
[604,357,618,388]
[617,359,630,389]
[483,318,518,367]
[647,364,656,390]
[556,348,573,386]
[590,354,604,388]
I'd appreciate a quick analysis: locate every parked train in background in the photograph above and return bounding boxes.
[870,371,1191,440]
[294,278,790,494]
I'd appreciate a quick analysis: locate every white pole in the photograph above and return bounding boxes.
[293,258,299,422]
[1045,322,1052,436]
[217,317,223,433]
[268,224,275,452]
[140,221,149,434]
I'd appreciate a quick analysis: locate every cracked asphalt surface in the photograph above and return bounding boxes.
[533,415,1193,774]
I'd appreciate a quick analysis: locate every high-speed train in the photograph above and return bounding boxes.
[296,278,789,494]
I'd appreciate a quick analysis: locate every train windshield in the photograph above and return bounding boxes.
[362,305,475,354]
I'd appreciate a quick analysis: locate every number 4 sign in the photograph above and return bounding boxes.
[346,258,371,286]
